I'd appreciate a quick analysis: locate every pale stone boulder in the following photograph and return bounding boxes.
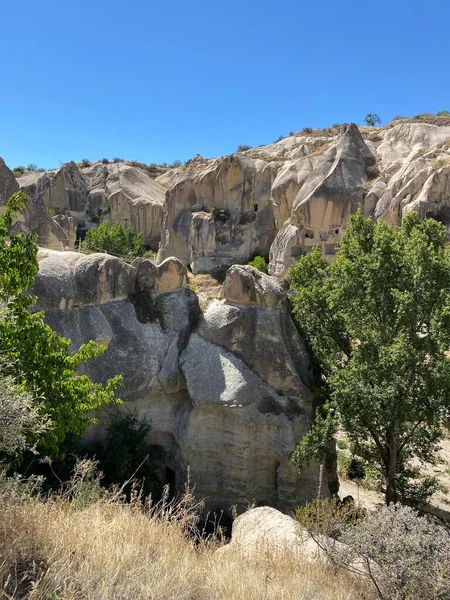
[0,157,19,204]
[221,265,285,307]
[217,506,331,561]
[155,257,189,292]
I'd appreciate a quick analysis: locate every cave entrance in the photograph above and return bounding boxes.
[165,467,176,499]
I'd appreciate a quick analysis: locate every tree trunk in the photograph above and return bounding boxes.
[385,432,398,505]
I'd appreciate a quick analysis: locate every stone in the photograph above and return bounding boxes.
[269,123,375,275]
[0,157,19,205]
[217,506,334,561]
[157,154,278,273]
[221,265,286,307]
[155,257,189,292]
[32,249,323,514]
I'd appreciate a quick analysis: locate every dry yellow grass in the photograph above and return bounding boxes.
[0,494,369,600]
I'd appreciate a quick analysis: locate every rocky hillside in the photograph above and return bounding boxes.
[30,250,323,514]
[2,116,450,276]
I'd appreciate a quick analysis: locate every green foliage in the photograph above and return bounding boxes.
[247,255,268,273]
[302,127,313,134]
[289,211,450,504]
[364,113,381,127]
[211,207,230,223]
[45,206,56,217]
[0,192,121,456]
[80,158,91,168]
[236,144,252,152]
[0,363,50,458]
[295,497,364,537]
[98,409,163,495]
[437,110,450,117]
[365,164,380,179]
[431,158,450,171]
[336,438,347,450]
[82,221,145,258]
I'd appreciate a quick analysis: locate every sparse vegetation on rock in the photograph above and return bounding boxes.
[82,221,145,258]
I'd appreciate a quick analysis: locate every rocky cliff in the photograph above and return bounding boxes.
[31,251,322,514]
[5,116,450,276]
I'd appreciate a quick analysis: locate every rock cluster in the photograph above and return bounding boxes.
[5,118,450,274]
[31,252,322,514]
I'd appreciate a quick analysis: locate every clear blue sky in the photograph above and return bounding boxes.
[1,0,449,169]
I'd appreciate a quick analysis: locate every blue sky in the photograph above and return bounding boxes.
[1,0,449,169]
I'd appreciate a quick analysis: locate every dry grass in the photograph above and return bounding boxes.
[0,491,369,599]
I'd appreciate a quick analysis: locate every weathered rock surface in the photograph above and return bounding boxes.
[83,163,166,248]
[32,253,323,513]
[1,159,76,248]
[8,118,450,275]
[221,264,286,307]
[217,506,332,561]
[156,154,278,273]
[17,161,166,250]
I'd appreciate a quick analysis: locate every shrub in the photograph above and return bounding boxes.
[112,157,124,163]
[98,409,163,496]
[101,157,110,164]
[368,133,382,142]
[436,110,450,117]
[336,439,347,450]
[171,160,182,168]
[334,504,450,600]
[413,112,434,120]
[236,144,252,152]
[432,158,450,171]
[80,158,91,168]
[275,135,285,142]
[295,497,364,538]
[82,221,145,258]
[332,123,342,129]
[248,255,268,273]
[366,164,380,179]
[211,207,230,223]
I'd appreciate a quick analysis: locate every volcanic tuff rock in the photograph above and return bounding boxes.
[7,117,450,275]
[17,161,166,249]
[31,250,323,513]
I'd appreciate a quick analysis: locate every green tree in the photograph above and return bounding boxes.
[364,113,381,127]
[289,212,450,504]
[0,192,122,456]
[83,221,145,258]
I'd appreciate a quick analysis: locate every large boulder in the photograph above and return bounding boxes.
[33,251,323,514]
[221,265,286,307]
[0,157,19,204]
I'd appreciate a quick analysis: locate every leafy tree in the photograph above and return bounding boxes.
[248,255,268,273]
[82,221,145,258]
[289,212,450,504]
[364,113,381,127]
[0,192,122,456]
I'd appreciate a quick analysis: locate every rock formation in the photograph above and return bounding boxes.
[6,116,450,275]
[31,251,323,514]
[16,161,166,250]
[156,154,278,273]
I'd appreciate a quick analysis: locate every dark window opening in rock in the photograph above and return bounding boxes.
[253,203,258,212]
[165,467,176,495]
[335,229,339,235]
[76,224,86,243]
[304,230,314,240]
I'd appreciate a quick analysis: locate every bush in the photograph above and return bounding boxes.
[248,255,268,273]
[335,504,450,600]
[82,221,145,258]
[80,158,91,168]
[365,164,380,179]
[364,113,381,127]
[171,160,182,168]
[98,409,163,496]
[236,144,252,152]
[296,497,364,538]
[112,157,124,163]
[437,110,450,117]
[101,158,110,164]
[432,158,450,171]
[211,207,230,223]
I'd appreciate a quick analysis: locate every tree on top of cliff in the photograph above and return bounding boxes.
[0,192,122,457]
[289,211,450,505]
